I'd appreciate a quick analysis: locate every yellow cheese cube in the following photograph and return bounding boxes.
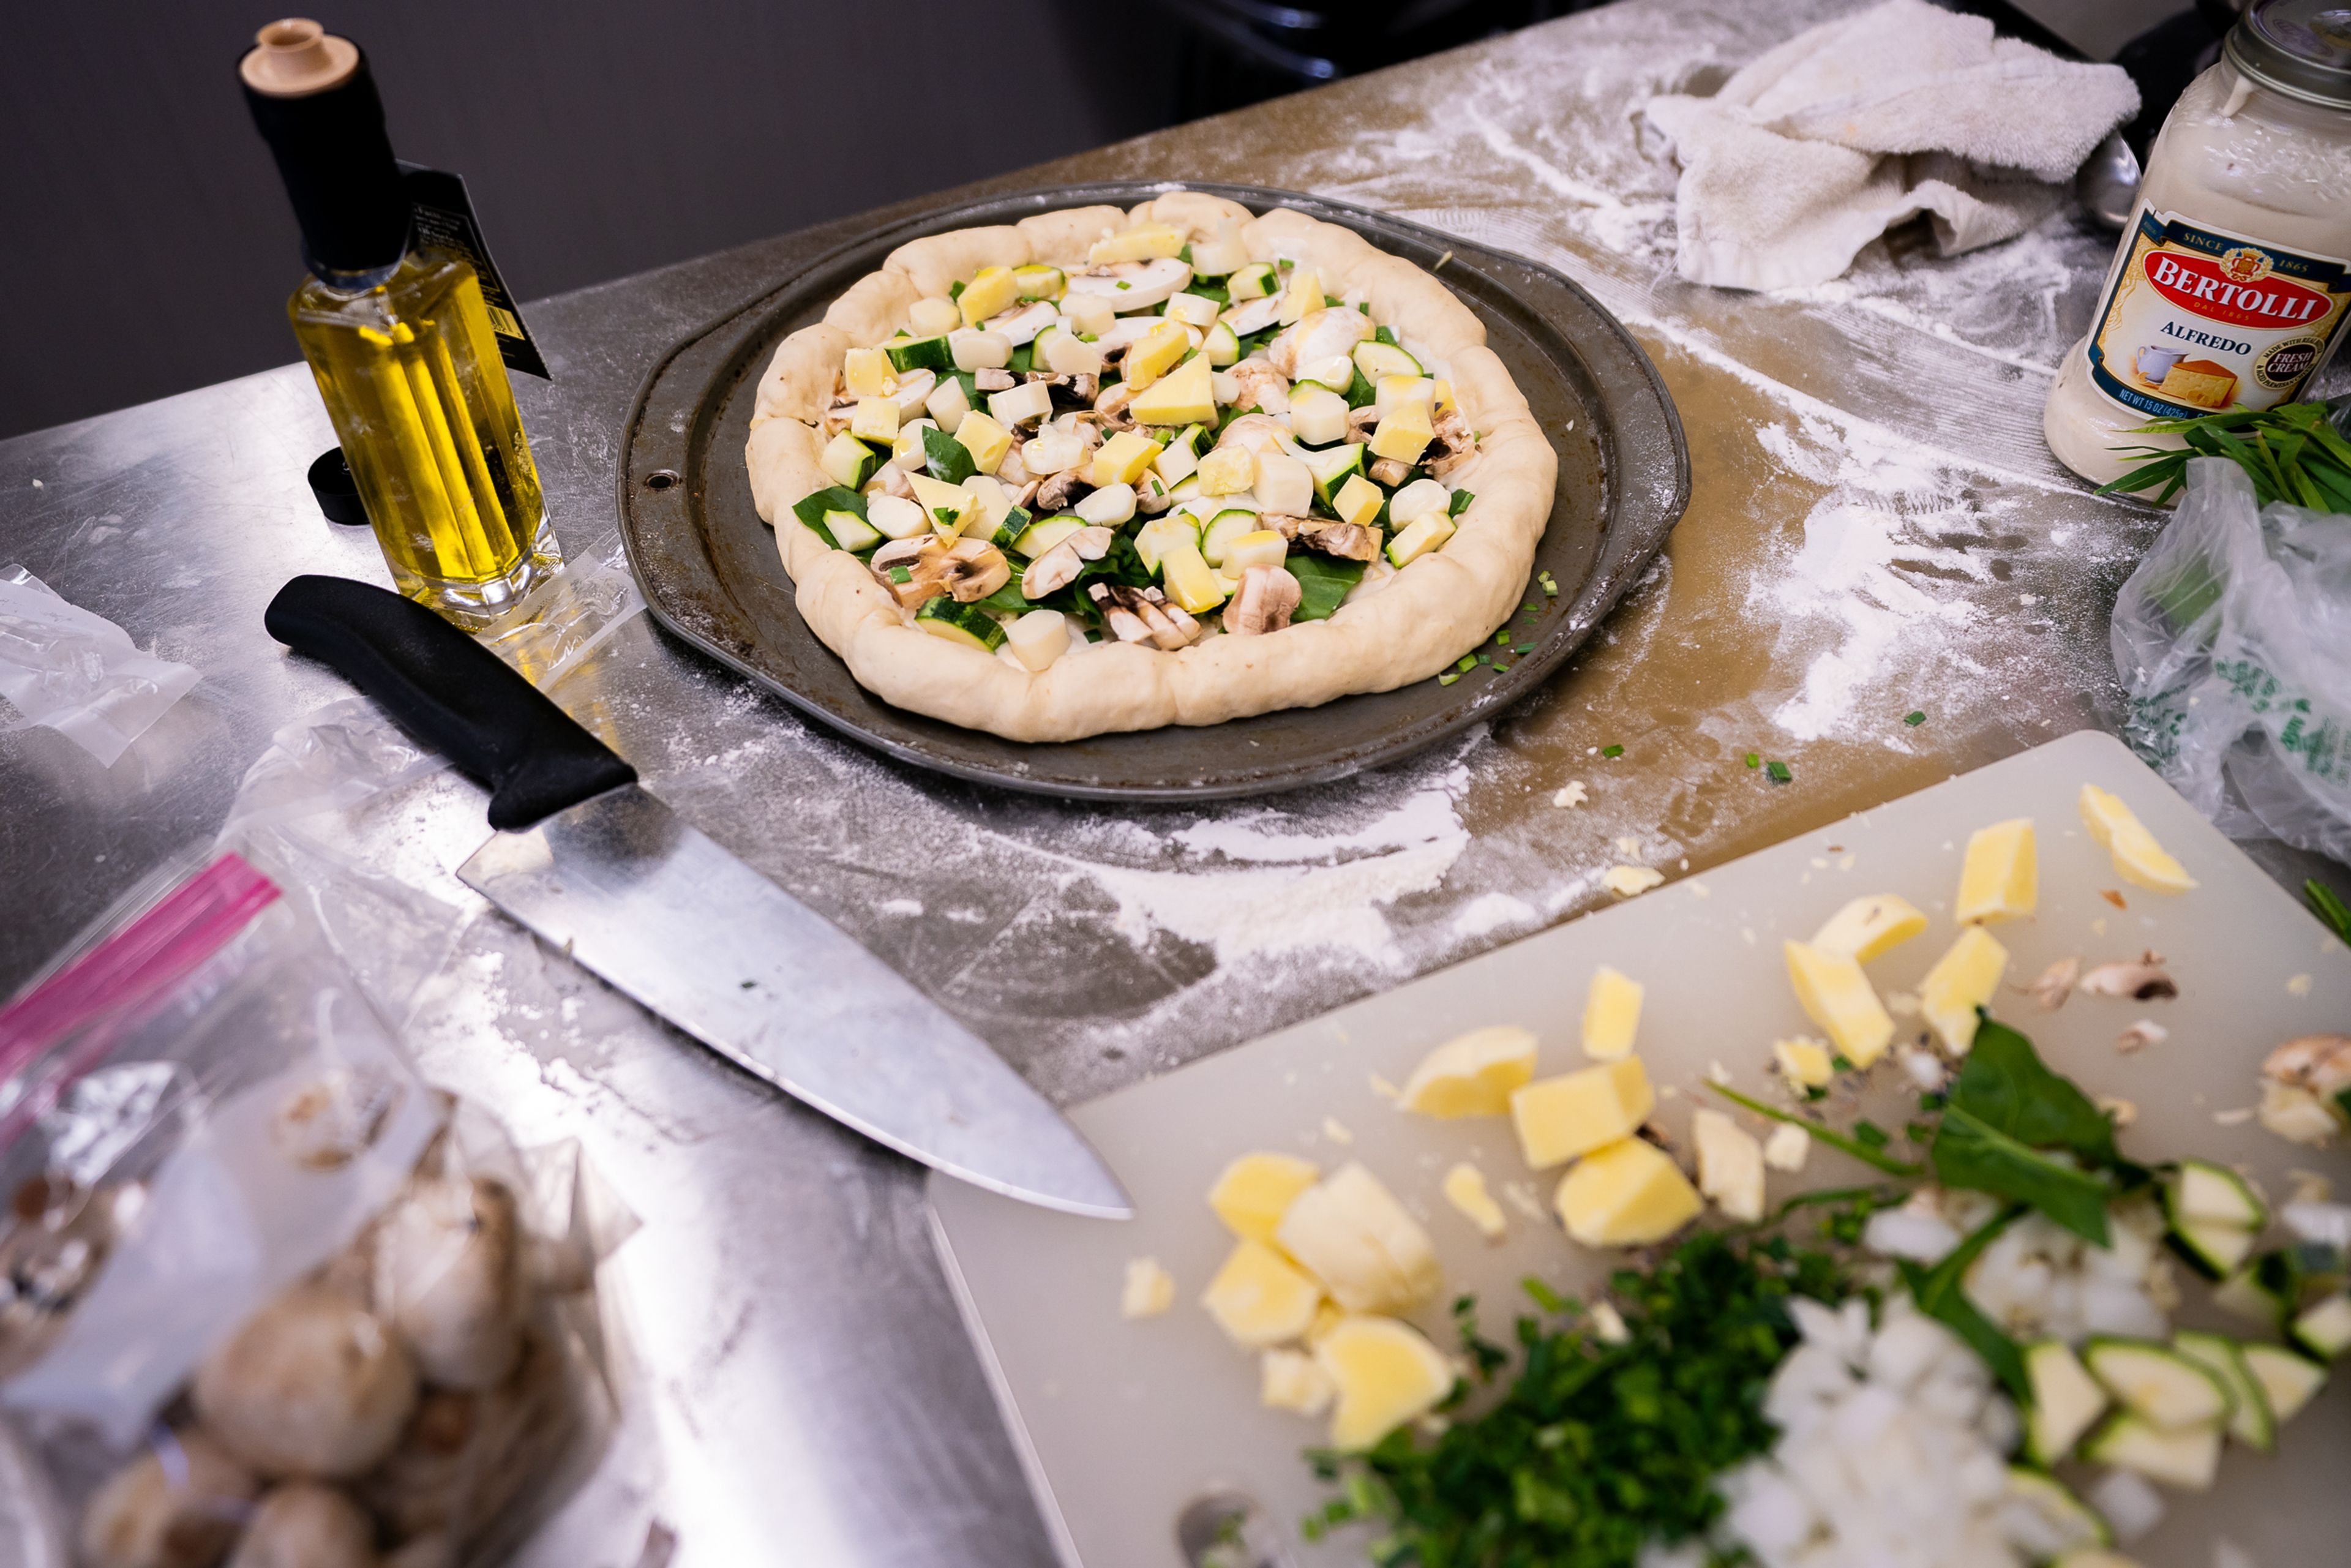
[958,265,1022,329]
[1208,1152,1320,1242]
[1810,894,1927,962]
[1919,925,2009,1054]
[1384,514,1454,568]
[1581,966,1643,1060]
[952,410,1014,475]
[1432,378,1457,414]
[1368,399,1434,465]
[1260,1348,1335,1416]
[1441,1163,1506,1239]
[2080,784,2197,894]
[1200,1239,1322,1348]
[1158,541,1228,614]
[1396,1025,1537,1118]
[1783,940,1894,1068]
[906,472,975,536]
[1087,223,1185,266]
[1196,446,1256,495]
[1332,473,1384,528]
[1955,818,2036,924]
[1509,1056,1655,1169]
[1774,1037,1834,1089]
[1124,321,1193,391]
[1555,1136,1703,1247]
[849,396,900,443]
[1692,1108,1766,1223]
[842,347,896,398]
[1129,355,1215,424]
[1224,530,1288,572]
[1275,1162,1441,1315]
[1314,1316,1454,1450]
[1120,1256,1175,1319]
[1374,375,1435,418]
[1277,266,1323,326]
[1090,430,1165,489]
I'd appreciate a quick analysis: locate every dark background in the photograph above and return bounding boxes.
[0,0,2199,441]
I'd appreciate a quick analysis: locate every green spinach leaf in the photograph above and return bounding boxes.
[1285,554,1365,623]
[921,425,976,486]
[1899,1206,2030,1400]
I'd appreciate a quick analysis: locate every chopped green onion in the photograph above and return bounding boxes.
[1456,655,1476,673]
[1438,672,1461,686]
[1766,760,1793,782]
[1520,1276,1569,1313]
[1746,753,1760,768]
[1601,744,1623,759]
[1904,710,1927,727]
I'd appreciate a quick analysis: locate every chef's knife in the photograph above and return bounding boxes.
[264,574,1130,1220]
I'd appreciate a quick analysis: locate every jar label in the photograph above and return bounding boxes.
[2085,209,2350,421]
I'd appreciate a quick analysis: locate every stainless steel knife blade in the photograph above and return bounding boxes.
[459,784,1130,1219]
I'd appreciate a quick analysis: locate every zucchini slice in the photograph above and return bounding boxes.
[1226,261,1278,301]
[2024,1339,2110,1464]
[914,598,1007,652]
[2003,1468,2110,1554]
[885,335,954,375]
[1300,442,1367,506]
[2290,1292,2351,1360]
[2169,1159,2268,1230]
[822,508,880,553]
[1012,516,1085,560]
[2173,1331,2271,1450]
[1352,340,1423,381]
[2080,1411,2223,1490]
[2083,1338,2232,1430]
[2241,1341,2327,1425]
[1200,509,1262,568]
[2170,1214,2260,1279]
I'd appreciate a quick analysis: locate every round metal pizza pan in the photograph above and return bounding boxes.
[616,181,1688,802]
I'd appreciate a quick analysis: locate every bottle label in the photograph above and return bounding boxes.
[2084,209,2350,421]
[400,163,551,380]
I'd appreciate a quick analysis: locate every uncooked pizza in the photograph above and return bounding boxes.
[743,190,1556,743]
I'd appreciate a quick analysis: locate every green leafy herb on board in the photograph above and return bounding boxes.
[2098,400,2351,511]
[1706,1081,1924,1178]
[2308,878,2351,944]
[1307,1231,1849,1568]
[1766,760,1793,784]
[1897,1206,2031,1400]
[1928,1018,2128,1245]
[1904,710,1927,727]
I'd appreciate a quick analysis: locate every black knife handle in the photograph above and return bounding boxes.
[264,574,637,830]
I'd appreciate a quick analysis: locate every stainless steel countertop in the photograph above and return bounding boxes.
[2,2,2343,1564]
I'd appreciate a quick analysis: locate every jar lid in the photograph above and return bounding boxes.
[2230,0,2351,108]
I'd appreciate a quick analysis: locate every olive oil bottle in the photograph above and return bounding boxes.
[241,20,559,623]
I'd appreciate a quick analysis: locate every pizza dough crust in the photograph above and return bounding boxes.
[744,194,1557,743]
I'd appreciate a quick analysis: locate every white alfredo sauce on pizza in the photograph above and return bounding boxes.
[2044,0,2351,486]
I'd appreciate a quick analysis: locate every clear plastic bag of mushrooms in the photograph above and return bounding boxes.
[0,850,631,1568]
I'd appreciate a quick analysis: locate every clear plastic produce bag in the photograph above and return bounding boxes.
[0,566,199,768]
[0,852,626,1568]
[2112,457,2351,862]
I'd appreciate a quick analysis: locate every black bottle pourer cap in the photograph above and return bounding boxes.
[239,20,410,280]
[309,448,370,527]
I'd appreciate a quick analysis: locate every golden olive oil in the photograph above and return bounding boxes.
[291,249,560,621]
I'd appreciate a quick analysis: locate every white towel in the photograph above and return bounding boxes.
[1643,0,2140,291]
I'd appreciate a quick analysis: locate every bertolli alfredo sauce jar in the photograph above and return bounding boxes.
[2044,0,2351,486]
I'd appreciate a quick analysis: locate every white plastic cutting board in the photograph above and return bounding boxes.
[929,732,2351,1568]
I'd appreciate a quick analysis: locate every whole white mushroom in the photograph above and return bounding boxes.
[225,1485,375,1568]
[192,1285,418,1479]
[78,1428,256,1568]
[361,1329,569,1547]
[372,1175,527,1390]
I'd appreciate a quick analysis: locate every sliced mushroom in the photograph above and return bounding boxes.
[1214,413,1292,456]
[2266,1035,2351,1098]
[1368,457,1413,487]
[993,446,1032,489]
[2115,1019,2168,1054]
[973,367,1015,393]
[2022,956,2080,1011]
[1428,403,1477,477]
[888,367,936,419]
[1089,584,1199,651]
[1090,380,1138,432]
[193,1284,418,1479]
[1092,316,1159,361]
[943,537,1012,602]
[982,299,1057,345]
[372,1175,526,1392]
[227,1484,375,1568]
[1223,565,1302,636]
[1345,403,1381,440]
[1267,305,1373,378]
[1056,372,1101,407]
[2078,952,2177,1001]
[820,399,858,437]
[869,537,944,609]
[1295,520,1381,563]
[1220,294,1283,337]
[868,462,913,500]
[1065,257,1193,311]
[79,1427,256,1568]
[1035,469,1087,513]
[1019,527,1112,599]
[1227,361,1289,416]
